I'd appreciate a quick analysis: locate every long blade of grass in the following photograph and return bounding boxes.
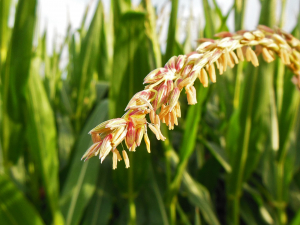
[60,100,108,225]
[168,150,220,225]
[165,0,179,61]
[81,162,112,225]
[202,0,215,38]
[72,0,102,132]
[167,85,209,201]
[110,9,156,224]
[0,0,11,67]
[148,166,170,225]
[144,0,162,68]
[0,174,45,225]
[1,0,37,164]
[226,1,277,223]
[26,53,62,223]
[200,139,231,173]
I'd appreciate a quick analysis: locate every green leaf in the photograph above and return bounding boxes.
[109,8,158,224]
[60,100,109,225]
[168,85,209,201]
[0,174,45,225]
[26,53,62,223]
[145,167,169,225]
[110,12,151,188]
[291,209,300,225]
[234,0,247,30]
[56,112,75,170]
[182,171,220,225]
[144,0,162,68]
[97,7,112,81]
[169,151,220,225]
[1,0,37,163]
[165,0,179,61]
[201,140,231,173]
[72,0,103,131]
[0,0,11,67]
[202,0,216,38]
[226,60,274,223]
[109,11,148,119]
[81,162,113,225]
[176,203,192,225]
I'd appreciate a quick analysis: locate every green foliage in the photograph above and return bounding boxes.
[0,0,300,224]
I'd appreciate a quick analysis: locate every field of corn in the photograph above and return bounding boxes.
[1,0,300,224]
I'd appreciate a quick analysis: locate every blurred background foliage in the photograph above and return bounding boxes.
[0,0,300,224]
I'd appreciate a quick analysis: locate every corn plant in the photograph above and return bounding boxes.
[1,0,300,225]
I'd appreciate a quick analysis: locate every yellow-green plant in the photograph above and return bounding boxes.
[1,0,300,224]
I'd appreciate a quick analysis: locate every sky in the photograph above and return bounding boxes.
[37,0,300,53]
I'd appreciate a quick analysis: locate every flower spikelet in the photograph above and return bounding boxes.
[82,25,300,169]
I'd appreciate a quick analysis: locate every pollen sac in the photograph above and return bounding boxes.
[144,132,151,153]
[135,125,145,146]
[166,80,173,100]
[122,150,130,168]
[91,133,101,143]
[181,64,193,79]
[125,90,151,110]
[81,142,102,161]
[98,134,113,157]
[175,55,186,72]
[214,31,233,38]
[155,82,168,110]
[168,87,180,112]
[175,78,183,87]
[125,120,136,148]
[143,68,168,84]
[105,118,127,130]
[186,86,197,105]
[111,126,127,147]
[165,56,177,72]
[89,120,111,134]
[196,41,216,52]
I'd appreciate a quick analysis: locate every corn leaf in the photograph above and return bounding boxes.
[60,100,108,225]
[72,0,103,131]
[110,10,151,197]
[1,0,37,163]
[81,162,113,225]
[165,0,179,61]
[26,52,62,223]
[167,84,209,201]
[0,174,45,225]
[0,0,11,67]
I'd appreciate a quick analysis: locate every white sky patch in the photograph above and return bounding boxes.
[38,0,299,54]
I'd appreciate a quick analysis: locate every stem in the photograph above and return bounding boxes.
[233,198,240,225]
[276,161,285,225]
[161,127,176,225]
[276,62,285,116]
[170,197,177,225]
[128,23,136,225]
[234,0,247,30]
[233,63,243,109]
[128,155,136,225]
[129,197,136,225]
[232,113,252,225]
[229,67,258,225]
[162,126,172,187]
[279,0,287,28]
[165,0,179,61]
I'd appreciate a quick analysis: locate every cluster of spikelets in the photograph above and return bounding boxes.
[81,25,300,169]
